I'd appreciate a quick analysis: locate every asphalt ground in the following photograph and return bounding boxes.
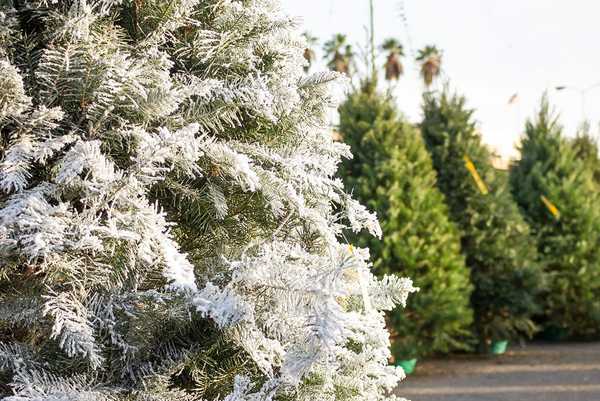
[395,342,600,401]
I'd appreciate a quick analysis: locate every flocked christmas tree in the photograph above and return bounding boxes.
[510,98,600,339]
[421,89,542,351]
[0,1,418,400]
[339,82,473,360]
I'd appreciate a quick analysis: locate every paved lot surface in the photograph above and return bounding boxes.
[395,342,600,401]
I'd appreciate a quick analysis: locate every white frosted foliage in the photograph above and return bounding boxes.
[0,60,31,120]
[0,1,417,400]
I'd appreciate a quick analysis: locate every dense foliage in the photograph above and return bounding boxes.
[339,83,473,359]
[570,124,600,190]
[510,99,600,338]
[421,90,542,350]
[0,1,417,400]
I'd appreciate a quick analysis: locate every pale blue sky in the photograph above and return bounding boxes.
[281,0,600,158]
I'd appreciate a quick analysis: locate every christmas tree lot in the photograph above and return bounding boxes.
[510,98,600,339]
[0,1,418,400]
[338,82,473,361]
[420,89,543,351]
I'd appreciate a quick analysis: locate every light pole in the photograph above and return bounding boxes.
[555,83,600,121]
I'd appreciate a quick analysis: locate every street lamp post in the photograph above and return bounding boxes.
[555,83,600,121]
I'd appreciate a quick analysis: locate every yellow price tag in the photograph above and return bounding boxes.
[541,195,560,219]
[463,155,489,195]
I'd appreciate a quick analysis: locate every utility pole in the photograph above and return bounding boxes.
[555,83,600,122]
[369,0,376,79]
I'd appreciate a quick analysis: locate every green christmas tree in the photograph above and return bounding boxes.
[510,98,600,338]
[421,89,542,351]
[570,123,600,189]
[339,83,473,360]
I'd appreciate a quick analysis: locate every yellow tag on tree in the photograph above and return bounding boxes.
[541,195,560,219]
[463,155,489,195]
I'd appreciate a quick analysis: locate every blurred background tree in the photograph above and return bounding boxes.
[421,89,543,352]
[323,33,354,74]
[416,45,443,88]
[510,98,600,339]
[302,32,319,73]
[569,123,600,189]
[382,38,404,82]
[338,82,473,360]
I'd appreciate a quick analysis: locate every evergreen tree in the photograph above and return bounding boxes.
[0,1,417,400]
[421,90,542,351]
[570,123,600,189]
[510,99,600,338]
[339,83,473,360]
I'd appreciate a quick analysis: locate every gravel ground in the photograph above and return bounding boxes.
[394,342,600,401]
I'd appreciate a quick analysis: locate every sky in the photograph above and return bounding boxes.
[280,0,600,159]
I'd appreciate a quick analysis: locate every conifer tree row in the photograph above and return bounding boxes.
[510,99,600,339]
[420,90,543,351]
[339,82,473,360]
[0,1,417,400]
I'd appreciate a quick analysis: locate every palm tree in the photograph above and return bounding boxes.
[342,44,354,75]
[381,38,404,82]
[416,45,442,87]
[302,32,318,73]
[323,33,352,75]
